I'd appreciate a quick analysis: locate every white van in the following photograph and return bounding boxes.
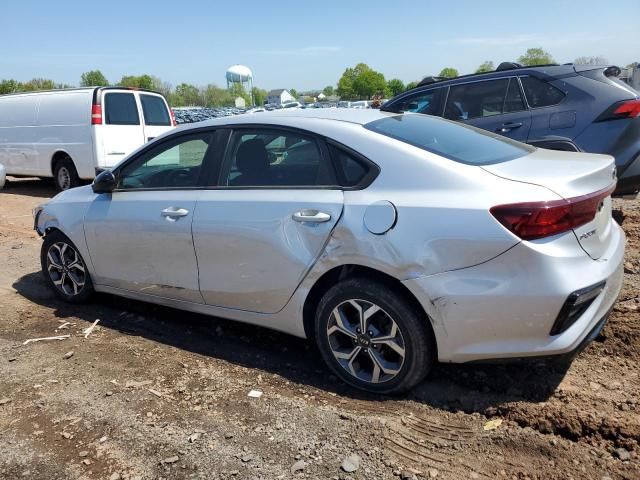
[0,87,175,190]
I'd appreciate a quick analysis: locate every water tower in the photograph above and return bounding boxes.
[226,65,254,106]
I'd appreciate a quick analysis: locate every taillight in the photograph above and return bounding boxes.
[170,109,177,126]
[91,104,102,125]
[490,184,615,240]
[596,99,640,122]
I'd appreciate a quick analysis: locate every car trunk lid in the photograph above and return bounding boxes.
[483,148,617,259]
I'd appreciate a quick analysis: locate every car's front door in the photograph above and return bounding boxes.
[444,78,532,142]
[84,130,218,303]
[192,128,344,314]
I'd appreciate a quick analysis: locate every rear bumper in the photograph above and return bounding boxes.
[615,151,640,195]
[402,222,625,363]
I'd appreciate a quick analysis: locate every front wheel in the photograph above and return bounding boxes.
[315,278,435,395]
[40,230,93,303]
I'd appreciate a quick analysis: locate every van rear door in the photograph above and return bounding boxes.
[139,93,174,142]
[100,91,145,167]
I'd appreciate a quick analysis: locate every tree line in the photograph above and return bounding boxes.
[0,48,631,106]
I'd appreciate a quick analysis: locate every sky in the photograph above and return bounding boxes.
[2,0,639,92]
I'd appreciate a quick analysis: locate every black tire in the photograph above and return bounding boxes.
[53,157,80,192]
[315,277,435,395]
[41,230,94,303]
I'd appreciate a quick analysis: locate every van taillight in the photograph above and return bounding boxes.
[490,184,615,240]
[170,109,177,126]
[595,99,640,122]
[91,104,102,125]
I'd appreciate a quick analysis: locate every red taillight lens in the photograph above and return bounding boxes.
[613,99,640,118]
[596,99,640,121]
[170,109,177,126]
[91,104,102,125]
[490,184,615,240]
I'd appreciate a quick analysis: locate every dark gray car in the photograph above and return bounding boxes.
[382,63,640,195]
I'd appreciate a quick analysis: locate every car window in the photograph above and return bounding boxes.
[104,92,140,125]
[117,132,213,189]
[140,94,171,126]
[386,89,444,115]
[365,114,533,165]
[221,130,335,187]
[520,76,565,108]
[503,78,526,113]
[329,145,370,187]
[444,79,512,120]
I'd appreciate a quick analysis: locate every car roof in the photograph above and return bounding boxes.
[408,64,578,91]
[182,108,397,130]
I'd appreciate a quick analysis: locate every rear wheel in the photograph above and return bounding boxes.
[40,230,93,303]
[315,278,435,394]
[53,157,80,192]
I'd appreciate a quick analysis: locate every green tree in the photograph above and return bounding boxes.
[475,61,494,73]
[405,81,418,91]
[80,70,109,87]
[574,56,608,65]
[337,63,387,100]
[322,85,334,96]
[289,88,298,99]
[172,83,200,106]
[0,79,20,94]
[438,67,459,78]
[518,48,555,66]
[118,74,154,90]
[252,87,268,106]
[386,78,405,96]
[228,83,252,106]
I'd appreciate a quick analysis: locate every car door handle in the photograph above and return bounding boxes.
[292,210,331,223]
[496,122,523,133]
[161,207,190,221]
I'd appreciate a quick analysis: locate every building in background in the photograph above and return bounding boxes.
[266,89,294,106]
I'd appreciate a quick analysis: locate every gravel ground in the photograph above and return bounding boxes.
[0,178,638,480]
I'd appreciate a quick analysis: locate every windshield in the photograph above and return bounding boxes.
[365,114,534,165]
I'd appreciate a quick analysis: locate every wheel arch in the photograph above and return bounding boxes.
[51,150,73,176]
[302,264,436,353]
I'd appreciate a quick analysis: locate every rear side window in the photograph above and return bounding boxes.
[365,114,534,165]
[446,79,508,120]
[329,145,370,187]
[140,94,171,126]
[385,89,444,115]
[104,93,139,125]
[520,76,565,108]
[220,130,335,187]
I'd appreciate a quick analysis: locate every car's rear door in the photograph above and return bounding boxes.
[192,127,344,314]
[444,78,532,142]
[138,92,175,143]
[84,129,220,302]
[99,90,145,167]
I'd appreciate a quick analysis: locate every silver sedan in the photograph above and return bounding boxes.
[34,109,625,394]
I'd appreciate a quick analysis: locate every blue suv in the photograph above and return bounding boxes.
[382,63,640,196]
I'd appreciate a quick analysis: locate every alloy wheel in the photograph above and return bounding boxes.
[46,241,86,296]
[326,299,406,384]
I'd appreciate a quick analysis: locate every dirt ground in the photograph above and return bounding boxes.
[0,178,638,480]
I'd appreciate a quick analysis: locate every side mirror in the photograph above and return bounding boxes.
[92,170,116,194]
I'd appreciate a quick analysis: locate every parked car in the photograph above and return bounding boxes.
[34,109,624,394]
[0,163,5,189]
[282,101,302,109]
[337,101,352,108]
[0,87,175,191]
[351,101,369,109]
[382,63,640,196]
